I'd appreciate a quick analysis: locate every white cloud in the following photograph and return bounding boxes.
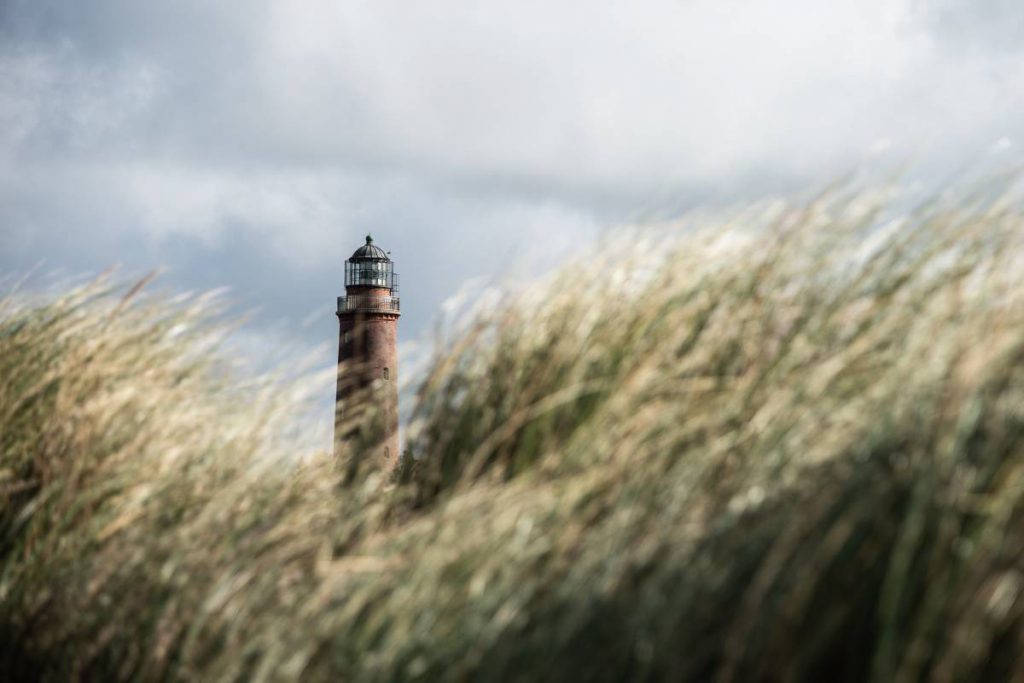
[6,1,1023,200]
[258,0,932,186]
[151,0,1017,193]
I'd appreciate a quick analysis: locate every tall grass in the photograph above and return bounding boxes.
[3,186,1024,681]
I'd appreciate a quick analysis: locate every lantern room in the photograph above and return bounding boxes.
[344,235,399,292]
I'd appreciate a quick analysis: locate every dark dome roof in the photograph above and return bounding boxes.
[349,234,390,261]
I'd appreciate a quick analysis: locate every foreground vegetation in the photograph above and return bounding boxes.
[3,186,1024,681]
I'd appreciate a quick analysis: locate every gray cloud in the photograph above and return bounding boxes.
[2,0,1023,409]
[924,0,1024,52]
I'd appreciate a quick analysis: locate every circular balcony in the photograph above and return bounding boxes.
[337,295,401,315]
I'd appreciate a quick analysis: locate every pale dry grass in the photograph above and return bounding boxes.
[3,185,1024,681]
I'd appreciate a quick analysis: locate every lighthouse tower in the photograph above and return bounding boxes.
[335,235,400,468]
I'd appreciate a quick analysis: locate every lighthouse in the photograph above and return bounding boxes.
[335,235,400,468]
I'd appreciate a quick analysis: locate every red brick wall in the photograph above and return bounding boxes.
[335,285,399,469]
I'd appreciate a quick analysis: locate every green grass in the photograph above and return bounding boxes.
[3,185,1024,681]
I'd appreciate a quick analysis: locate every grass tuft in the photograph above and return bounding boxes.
[3,186,1024,681]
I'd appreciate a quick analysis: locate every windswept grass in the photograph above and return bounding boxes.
[3,185,1024,681]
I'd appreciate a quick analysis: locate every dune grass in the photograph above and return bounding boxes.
[3,185,1024,681]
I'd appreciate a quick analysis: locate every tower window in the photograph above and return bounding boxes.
[343,331,351,344]
[383,367,390,380]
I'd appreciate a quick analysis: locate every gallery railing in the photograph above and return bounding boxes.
[337,295,401,314]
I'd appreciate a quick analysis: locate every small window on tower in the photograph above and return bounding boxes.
[343,331,350,344]
[383,367,390,380]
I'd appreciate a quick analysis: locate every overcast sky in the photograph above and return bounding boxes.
[2,0,1023,383]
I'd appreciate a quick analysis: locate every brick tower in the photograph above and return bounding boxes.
[334,235,400,468]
